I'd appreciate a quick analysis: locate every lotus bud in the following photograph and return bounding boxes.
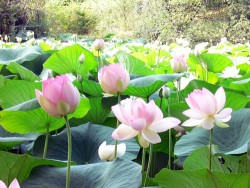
[78,53,85,64]
[170,55,188,73]
[35,75,80,117]
[98,63,130,94]
[93,39,105,51]
[77,74,83,83]
[98,141,126,161]
[160,85,171,99]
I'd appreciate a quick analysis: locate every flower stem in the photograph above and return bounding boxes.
[167,98,172,169]
[168,129,172,169]
[141,148,146,173]
[209,129,212,171]
[43,124,49,159]
[177,78,181,103]
[97,50,102,69]
[144,144,153,187]
[64,115,72,188]
[114,93,121,158]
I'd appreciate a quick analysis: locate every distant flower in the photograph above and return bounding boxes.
[194,42,208,55]
[93,39,105,51]
[98,141,126,161]
[35,75,80,117]
[174,73,196,90]
[98,63,130,94]
[182,87,232,130]
[220,66,242,78]
[176,38,189,47]
[15,37,22,43]
[112,98,180,148]
[0,178,20,188]
[220,37,228,43]
[170,54,188,73]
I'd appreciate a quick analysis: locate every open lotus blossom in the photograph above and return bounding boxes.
[98,141,126,161]
[182,87,232,130]
[0,178,20,188]
[35,75,80,117]
[112,98,180,148]
[221,66,242,78]
[98,63,130,94]
[93,38,105,51]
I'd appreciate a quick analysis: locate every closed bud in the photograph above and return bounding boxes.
[161,85,171,99]
[98,141,126,161]
[93,39,105,51]
[77,74,83,82]
[78,53,85,64]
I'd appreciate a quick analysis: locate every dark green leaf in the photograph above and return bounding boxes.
[32,123,140,164]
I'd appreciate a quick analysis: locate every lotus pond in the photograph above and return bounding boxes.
[0,36,249,188]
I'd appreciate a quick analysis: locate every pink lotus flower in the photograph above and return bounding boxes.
[182,87,232,130]
[35,75,80,117]
[112,98,180,148]
[0,178,20,188]
[93,39,105,51]
[98,63,130,94]
[170,55,188,73]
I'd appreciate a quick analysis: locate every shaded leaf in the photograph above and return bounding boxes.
[32,123,140,164]
[22,159,141,188]
[175,109,250,157]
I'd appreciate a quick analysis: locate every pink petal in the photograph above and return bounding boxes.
[39,95,61,117]
[9,179,20,188]
[101,70,118,93]
[0,180,7,188]
[215,87,226,112]
[201,117,215,130]
[215,108,232,120]
[112,99,132,125]
[182,118,203,127]
[154,104,164,122]
[112,124,138,140]
[130,118,147,131]
[43,81,62,104]
[131,99,144,118]
[142,128,161,144]
[35,89,42,103]
[60,80,80,113]
[183,109,206,119]
[150,117,180,133]
[216,115,231,123]
[143,100,158,124]
[198,88,217,115]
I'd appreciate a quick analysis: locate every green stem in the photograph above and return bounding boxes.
[97,50,102,69]
[80,81,84,94]
[141,148,146,173]
[114,93,121,158]
[167,98,172,169]
[43,124,49,159]
[209,129,212,171]
[168,129,172,169]
[64,115,72,188]
[177,79,181,103]
[144,144,153,187]
[206,64,208,82]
